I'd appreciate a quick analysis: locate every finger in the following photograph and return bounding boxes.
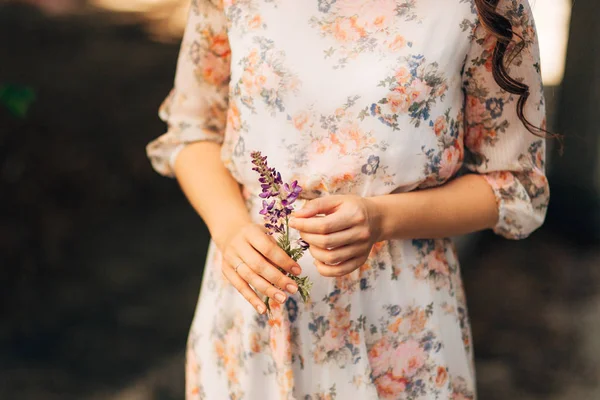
[249,229,302,276]
[309,242,370,266]
[235,262,290,304]
[315,257,365,277]
[239,242,299,295]
[300,227,367,249]
[291,196,341,218]
[290,211,355,234]
[222,262,267,314]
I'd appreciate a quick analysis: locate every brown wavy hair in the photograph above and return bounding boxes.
[472,0,556,140]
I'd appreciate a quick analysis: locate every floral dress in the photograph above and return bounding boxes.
[146,0,548,398]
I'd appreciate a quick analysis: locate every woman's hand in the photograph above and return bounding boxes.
[220,223,302,314]
[289,195,382,277]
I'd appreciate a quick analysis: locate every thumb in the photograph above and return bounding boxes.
[292,196,340,218]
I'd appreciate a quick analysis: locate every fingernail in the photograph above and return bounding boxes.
[286,284,298,294]
[257,304,266,314]
[292,266,302,275]
[274,293,286,303]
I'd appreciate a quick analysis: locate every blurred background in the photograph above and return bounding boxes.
[1,0,598,399]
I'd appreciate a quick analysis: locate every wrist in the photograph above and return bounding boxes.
[366,193,416,241]
[209,213,253,251]
[365,196,387,242]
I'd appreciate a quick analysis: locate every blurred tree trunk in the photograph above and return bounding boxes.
[548,0,600,244]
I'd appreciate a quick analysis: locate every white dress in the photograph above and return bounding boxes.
[146,0,548,398]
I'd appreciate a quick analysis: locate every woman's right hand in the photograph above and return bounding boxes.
[219,223,302,314]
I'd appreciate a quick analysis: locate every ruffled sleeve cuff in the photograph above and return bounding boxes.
[146,128,224,178]
[482,171,547,240]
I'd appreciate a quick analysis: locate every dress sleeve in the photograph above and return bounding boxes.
[462,0,549,239]
[146,0,231,177]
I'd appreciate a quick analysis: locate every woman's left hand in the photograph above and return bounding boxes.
[289,195,382,277]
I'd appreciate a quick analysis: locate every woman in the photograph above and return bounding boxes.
[147,0,548,398]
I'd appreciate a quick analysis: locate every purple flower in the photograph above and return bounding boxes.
[251,151,305,235]
[281,180,302,206]
[259,200,275,215]
[251,151,312,307]
[298,238,309,250]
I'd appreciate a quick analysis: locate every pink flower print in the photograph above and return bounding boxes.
[348,330,361,346]
[221,328,242,385]
[247,48,260,67]
[374,372,408,399]
[208,32,231,58]
[408,309,428,334]
[367,337,393,376]
[287,75,302,91]
[530,171,548,189]
[387,316,403,334]
[336,0,397,30]
[292,111,310,131]
[361,0,398,29]
[311,138,328,156]
[435,82,449,98]
[451,378,475,400]
[439,145,462,180]
[465,95,486,124]
[482,34,497,52]
[242,68,260,96]
[480,35,497,72]
[413,262,429,280]
[277,368,295,398]
[334,271,357,293]
[268,304,293,368]
[313,347,326,363]
[485,55,494,72]
[436,366,449,388]
[387,35,407,51]
[535,150,544,169]
[387,87,412,114]
[328,17,365,43]
[227,101,241,132]
[489,171,516,189]
[409,78,429,104]
[249,331,262,353]
[392,339,426,378]
[434,116,448,136]
[338,121,369,151]
[526,24,536,42]
[427,248,450,276]
[321,327,346,353]
[201,51,230,86]
[330,305,351,331]
[248,14,262,30]
[465,124,486,152]
[394,67,411,85]
[257,63,283,92]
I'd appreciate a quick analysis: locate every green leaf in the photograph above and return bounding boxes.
[289,247,305,261]
[0,84,36,118]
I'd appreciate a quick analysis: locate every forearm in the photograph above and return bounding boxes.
[174,141,251,250]
[369,174,499,241]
